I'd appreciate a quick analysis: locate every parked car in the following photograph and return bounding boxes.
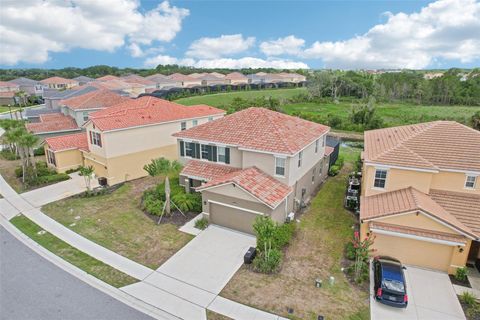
[373,256,408,308]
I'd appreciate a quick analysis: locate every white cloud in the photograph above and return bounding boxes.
[0,0,189,65]
[260,35,305,56]
[186,34,255,59]
[302,0,480,69]
[144,55,308,69]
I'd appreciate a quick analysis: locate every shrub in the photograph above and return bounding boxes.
[0,150,19,160]
[329,165,340,176]
[65,167,81,174]
[33,147,45,156]
[253,216,277,251]
[155,177,184,200]
[171,193,197,212]
[345,241,356,260]
[194,217,209,230]
[252,248,283,274]
[273,222,295,248]
[34,173,69,185]
[142,193,164,216]
[455,266,468,282]
[15,166,23,178]
[460,291,477,307]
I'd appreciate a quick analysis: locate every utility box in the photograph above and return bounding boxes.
[98,177,107,187]
[244,247,256,264]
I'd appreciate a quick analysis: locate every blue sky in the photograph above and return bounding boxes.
[1,0,479,69]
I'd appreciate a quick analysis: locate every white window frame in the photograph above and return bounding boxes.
[180,121,187,131]
[465,175,477,189]
[192,119,198,127]
[217,146,226,163]
[274,156,286,177]
[201,144,209,160]
[184,142,193,158]
[315,139,319,153]
[298,151,303,168]
[373,168,388,189]
[82,111,89,122]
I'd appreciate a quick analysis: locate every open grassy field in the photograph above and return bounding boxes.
[10,215,137,288]
[175,88,306,108]
[220,146,369,320]
[42,178,193,269]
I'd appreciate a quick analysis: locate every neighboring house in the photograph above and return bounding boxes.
[0,81,20,93]
[224,72,248,85]
[96,75,121,81]
[73,76,95,85]
[43,133,89,172]
[25,113,81,141]
[168,73,202,88]
[59,89,129,126]
[360,121,480,274]
[40,77,79,90]
[277,72,307,83]
[42,86,98,109]
[8,77,45,96]
[121,75,157,91]
[43,96,225,185]
[173,107,330,234]
[0,81,20,105]
[196,74,226,86]
[145,74,183,89]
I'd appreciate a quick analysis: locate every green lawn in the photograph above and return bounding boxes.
[0,106,20,114]
[10,215,137,288]
[221,146,368,320]
[42,179,193,269]
[175,88,307,108]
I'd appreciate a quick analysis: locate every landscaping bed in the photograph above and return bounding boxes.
[0,155,51,193]
[220,146,369,320]
[459,292,480,320]
[42,177,193,269]
[10,215,137,288]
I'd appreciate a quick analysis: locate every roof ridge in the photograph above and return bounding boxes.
[262,108,299,154]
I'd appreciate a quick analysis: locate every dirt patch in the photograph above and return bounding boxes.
[145,210,199,227]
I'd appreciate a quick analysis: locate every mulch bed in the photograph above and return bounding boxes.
[450,274,472,288]
[459,300,480,320]
[144,210,198,226]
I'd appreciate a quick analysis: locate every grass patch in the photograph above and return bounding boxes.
[220,146,367,320]
[10,215,137,288]
[0,106,20,114]
[206,310,232,320]
[175,88,307,108]
[42,178,193,269]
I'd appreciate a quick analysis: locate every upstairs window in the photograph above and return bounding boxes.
[465,175,477,189]
[181,121,186,131]
[83,112,89,122]
[374,169,387,188]
[275,157,286,177]
[298,151,303,167]
[217,146,226,163]
[192,119,198,127]
[89,131,102,147]
[201,145,209,160]
[208,116,214,121]
[185,142,194,157]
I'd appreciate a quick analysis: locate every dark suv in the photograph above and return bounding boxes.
[373,256,408,308]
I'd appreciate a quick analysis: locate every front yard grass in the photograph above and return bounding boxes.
[41,178,193,269]
[206,310,232,320]
[0,155,26,193]
[10,215,137,288]
[220,146,369,320]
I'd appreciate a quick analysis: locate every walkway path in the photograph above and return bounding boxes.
[0,171,286,319]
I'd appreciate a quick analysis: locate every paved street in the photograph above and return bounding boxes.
[0,226,153,320]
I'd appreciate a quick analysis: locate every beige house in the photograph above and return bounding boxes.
[40,77,79,90]
[360,121,480,274]
[224,72,249,85]
[44,96,224,185]
[168,73,202,88]
[44,133,89,172]
[173,107,330,234]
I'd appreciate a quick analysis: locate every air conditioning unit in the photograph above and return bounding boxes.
[287,212,295,222]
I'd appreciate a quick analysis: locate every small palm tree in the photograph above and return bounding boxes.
[79,165,95,190]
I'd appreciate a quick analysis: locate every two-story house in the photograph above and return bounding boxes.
[360,121,480,274]
[43,96,224,184]
[40,76,79,90]
[173,107,330,234]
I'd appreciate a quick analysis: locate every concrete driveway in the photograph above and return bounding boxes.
[371,266,466,320]
[153,225,255,294]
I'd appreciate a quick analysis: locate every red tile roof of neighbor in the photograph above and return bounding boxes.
[96,75,121,81]
[360,187,477,238]
[0,91,15,98]
[60,89,129,110]
[40,76,78,85]
[90,80,132,91]
[181,160,241,181]
[174,107,330,155]
[121,75,156,86]
[364,121,480,172]
[26,113,79,134]
[0,80,19,88]
[224,72,248,80]
[168,73,198,81]
[87,96,225,131]
[325,146,335,157]
[44,132,89,152]
[197,166,292,208]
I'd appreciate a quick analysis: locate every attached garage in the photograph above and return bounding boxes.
[209,202,259,234]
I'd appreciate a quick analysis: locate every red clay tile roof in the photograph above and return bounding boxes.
[87,96,224,131]
[168,73,198,82]
[360,187,476,238]
[60,89,129,110]
[174,107,330,155]
[430,189,480,237]
[96,75,121,81]
[44,132,88,152]
[224,72,247,80]
[364,121,480,172]
[26,113,79,134]
[325,146,334,157]
[40,76,78,85]
[90,80,132,91]
[197,166,292,208]
[369,221,468,244]
[181,160,241,181]
[0,81,19,88]
[121,75,156,86]
[0,91,15,98]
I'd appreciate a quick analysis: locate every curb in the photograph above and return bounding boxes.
[0,215,179,320]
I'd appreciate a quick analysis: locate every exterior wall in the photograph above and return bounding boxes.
[83,153,108,179]
[0,97,15,105]
[431,171,480,194]
[369,212,458,234]
[291,157,328,206]
[48,149,83,172]
[287,135,327,186]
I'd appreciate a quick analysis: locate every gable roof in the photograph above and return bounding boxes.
[173,107,329,155]
[0,80,19,88]
[60,89,128,110]
[121,75,156,86]
[26,113,79,134]
[181,160,241,181]
[225,72,248,80]
[96,75,121,81]
[40,76,78,85]
[360,187,477,238]
[87,96,225,131]
[168,73,198,82]
[44,132,89,152]
[196,166,292,208]
[364,121,480,172]
[8,77,40,85]
[43,85,98,100]
[73,76,95,82]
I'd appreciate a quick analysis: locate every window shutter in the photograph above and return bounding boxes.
[180,141,184,157]
[195,143,201,159]
[207,145,213,161]
[98,134,102,147]
[212,146,217,162]
[225,148,230,164]
[89,131,93,144]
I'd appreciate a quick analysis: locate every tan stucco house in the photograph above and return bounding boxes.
[360,121,480,274]
[43,96,224,184]
[173,107,331,234]
[40,76,79,90]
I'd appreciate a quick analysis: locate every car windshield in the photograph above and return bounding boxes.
[382,279,405,293]
[381,262,405,293]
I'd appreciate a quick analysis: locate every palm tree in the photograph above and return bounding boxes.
[17,131,38,182]
[79,165,95,190]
